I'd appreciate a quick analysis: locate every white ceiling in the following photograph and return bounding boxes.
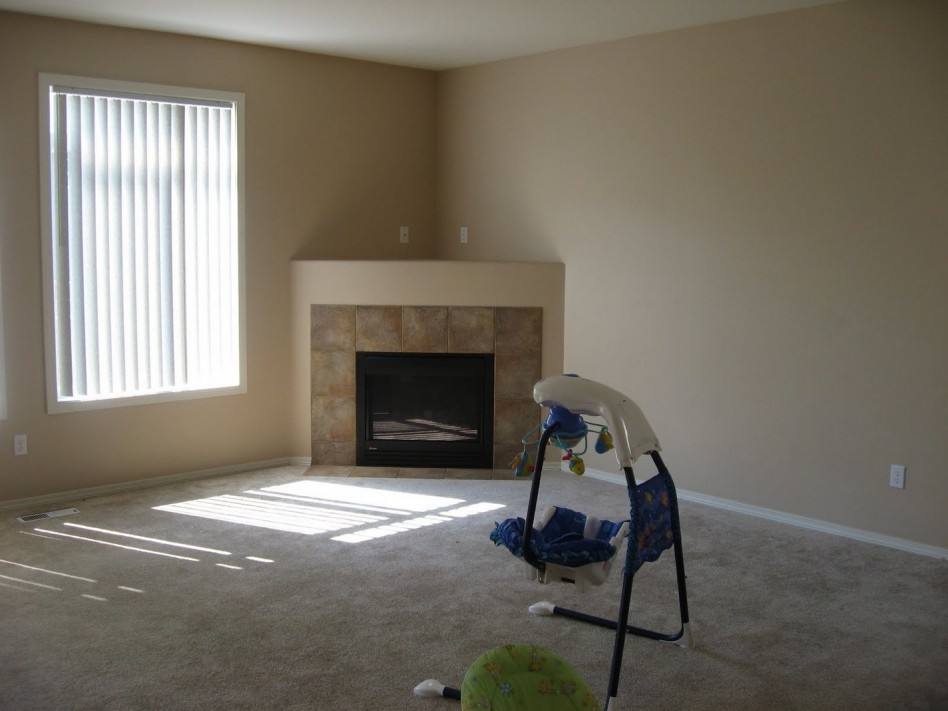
[0,0,841,70]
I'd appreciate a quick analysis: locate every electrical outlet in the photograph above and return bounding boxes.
[399,226,409,244]
[889,464,905,489]
[13,434,28,456]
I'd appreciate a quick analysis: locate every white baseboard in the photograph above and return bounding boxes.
[0,457,298,514]
[583,468,948,561]
[9,458,941,561]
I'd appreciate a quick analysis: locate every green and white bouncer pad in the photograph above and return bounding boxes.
[458,644,599,711]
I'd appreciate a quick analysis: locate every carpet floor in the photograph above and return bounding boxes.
[1,464,945,710]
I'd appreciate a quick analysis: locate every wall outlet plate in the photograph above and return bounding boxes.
[889,464,905,489]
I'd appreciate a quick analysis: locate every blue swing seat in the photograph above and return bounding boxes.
[490,506,630,590]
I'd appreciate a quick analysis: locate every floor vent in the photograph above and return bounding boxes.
[17,507,80,523]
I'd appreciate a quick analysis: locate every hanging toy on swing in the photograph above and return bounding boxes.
[563,448,586,476]
[509,449,535,478]
[595,427,614,454]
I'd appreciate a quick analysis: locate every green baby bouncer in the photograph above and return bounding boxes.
[415,374,692,710]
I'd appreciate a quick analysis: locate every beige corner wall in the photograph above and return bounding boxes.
[288,260,565,457]
[434,1,948,548]
[0,12,436,502]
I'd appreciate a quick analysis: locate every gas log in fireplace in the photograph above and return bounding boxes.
[355,352,494,468]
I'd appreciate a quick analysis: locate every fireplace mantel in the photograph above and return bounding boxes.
[289,260,566,466]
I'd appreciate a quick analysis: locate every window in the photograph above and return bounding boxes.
[39,75,245,412]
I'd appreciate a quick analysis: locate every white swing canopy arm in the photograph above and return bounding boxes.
[533,374,660,468]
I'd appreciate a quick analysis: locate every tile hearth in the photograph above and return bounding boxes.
[304,466,526,480]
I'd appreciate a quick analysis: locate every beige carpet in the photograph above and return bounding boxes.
[1,464,945,710]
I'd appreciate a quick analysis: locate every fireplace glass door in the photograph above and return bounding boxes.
[356,352,494,468]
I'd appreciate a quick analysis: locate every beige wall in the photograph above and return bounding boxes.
[2,2,945,551]
[434,0,948,548]
[0,12,436,501]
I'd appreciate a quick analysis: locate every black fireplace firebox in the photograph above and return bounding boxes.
[356,352,494,468]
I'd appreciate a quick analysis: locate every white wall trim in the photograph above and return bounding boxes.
[1,458,296,514]
[584,468,948,561]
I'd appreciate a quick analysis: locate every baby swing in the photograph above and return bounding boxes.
[414,375,692,711]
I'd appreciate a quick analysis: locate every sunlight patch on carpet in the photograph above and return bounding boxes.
[154,494,390,534]
[62,523,232,556]
[32,528,202,561]
[153,480,506,541]
[332,502,506,543]
[0,573,62,591]
[259,480,466,513]
[0,558,98,583]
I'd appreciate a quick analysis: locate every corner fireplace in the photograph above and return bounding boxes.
[356,352,495,468]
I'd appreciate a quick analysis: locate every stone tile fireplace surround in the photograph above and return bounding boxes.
[289,260,565,467]
[311,304,542,469]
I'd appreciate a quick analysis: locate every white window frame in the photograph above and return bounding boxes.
[39,74,246,413]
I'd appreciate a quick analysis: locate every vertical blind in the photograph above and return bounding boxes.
[50,87,239,402]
